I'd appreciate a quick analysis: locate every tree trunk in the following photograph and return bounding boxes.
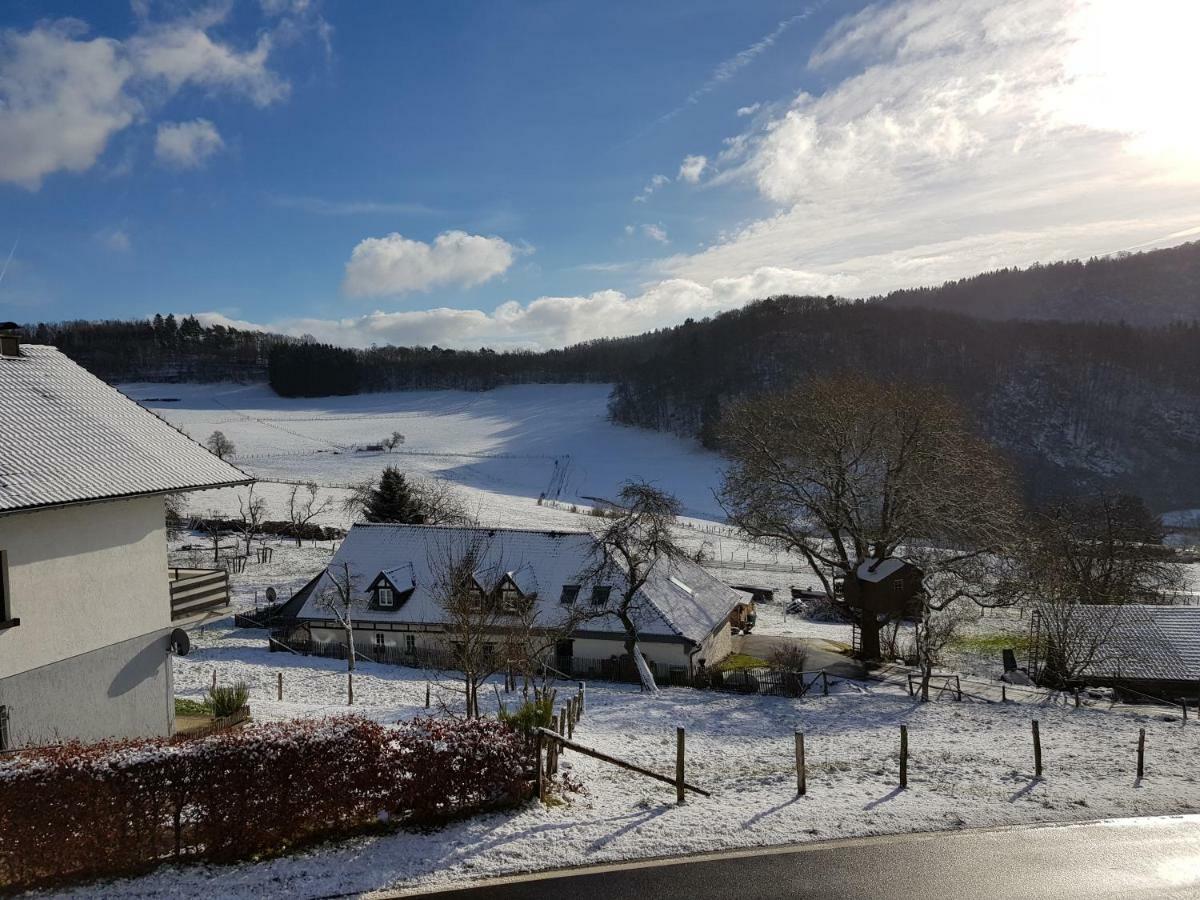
[858,613,882,662]
[346,624,356,672]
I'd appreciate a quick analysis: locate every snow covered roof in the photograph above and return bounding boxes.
[1074,605,1200,682]
[0,345,252,515]
[856,558,907,582]
[292,523,741,644]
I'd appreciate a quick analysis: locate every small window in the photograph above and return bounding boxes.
[378,586,394,608]
[404,634,416,653]
[560,584,581,605]
[483,643,496,662]
[374,633,385,648]
[0,705,9,752]
[590,585,611,606]
[893,579,905,593]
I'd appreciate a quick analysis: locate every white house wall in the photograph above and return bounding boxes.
[0,496,174,746]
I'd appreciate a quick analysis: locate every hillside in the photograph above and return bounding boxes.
[881,241,1200,325]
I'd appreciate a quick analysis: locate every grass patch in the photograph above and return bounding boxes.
[174,697,211,717]
[950,632,1031,655]
[715,653,769,672]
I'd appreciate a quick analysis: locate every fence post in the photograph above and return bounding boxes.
[579,681,586,717]
[795,731,806,796]
[534,730,546,802]
[1032,720,1042,778]
[1137,728,1146,779]
[822,671,829,696]
[277,671,283,702]
[212,669,217,691]
[955,676,962,702]
[425,683,430,709]
[1002,683,1007,703]
[899,725,908,789]
[1074,690,1080,709]
[1182,701,1188,724]
[676,726,686,805]
[348,672,353,706]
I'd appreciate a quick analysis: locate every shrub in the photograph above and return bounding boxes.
[498,696,554,738]
[174,697,210,717]
[0,715,534,892]
[390,717,532,822]
[208,682,250,718]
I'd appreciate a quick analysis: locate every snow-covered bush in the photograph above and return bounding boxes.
[0,716,533,892]
[391,717,533,822]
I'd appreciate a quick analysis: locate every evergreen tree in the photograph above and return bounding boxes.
[364,466,426,523]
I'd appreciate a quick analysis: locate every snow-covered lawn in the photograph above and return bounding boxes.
[50,608,1200,899]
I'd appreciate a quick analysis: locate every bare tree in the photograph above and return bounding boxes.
[720,374,1022,661]
[164,493,187,541]
[235,485,269,557]
[314,561,364,672]
[384,431,406,452]
[581,480,687,693]
[285,481,333,546]
[205,430,235,460]
[427,533,512,718]
[196,514,227,564]
[1008,493,1182,687]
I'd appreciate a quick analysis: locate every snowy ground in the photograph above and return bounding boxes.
[52,384,1197,896]
[55,608,1200,899]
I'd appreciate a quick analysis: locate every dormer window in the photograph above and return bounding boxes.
[590,585,611,606]
[560,584,581,605]
[378,586,394,608]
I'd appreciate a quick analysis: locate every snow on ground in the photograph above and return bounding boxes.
[58,612,1200,899]
[123,382,726,525]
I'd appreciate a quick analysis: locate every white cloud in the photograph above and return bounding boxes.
[95,227,131,252]
[633,173,669,203]
[736,103,761,117]
[154,118,224,168]
[667,0,1200,296]
[641,223,670,244]
[677,154,707,184]
[129,20,288,107]
[199,265,852,350]
[342,230,519,297]
[0,20,138,189]
[0,6,317,189]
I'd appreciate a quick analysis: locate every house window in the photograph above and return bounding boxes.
[0,550,15,629]
[590,585,611,606]
[405,634,416,653]
[893,579,905,593]
[0,706,9,752]
[378,586,394,608]
[483,643,496,663]
[560,584,581,605]
[374,633,386,649]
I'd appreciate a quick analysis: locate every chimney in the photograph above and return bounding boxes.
[0,322,21,358]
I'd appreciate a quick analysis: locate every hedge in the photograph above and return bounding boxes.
[0,716,532,892]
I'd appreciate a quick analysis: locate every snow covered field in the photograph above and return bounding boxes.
[122,381,727,526]
[58,607,1200,898]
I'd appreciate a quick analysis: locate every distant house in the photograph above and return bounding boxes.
[1052,604,1200,700]
[0,331,252,750]
[275,523,739,681]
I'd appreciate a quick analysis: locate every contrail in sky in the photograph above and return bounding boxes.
[0,236,17,290]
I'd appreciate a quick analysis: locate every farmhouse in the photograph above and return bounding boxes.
[274,523,738,681]
[0,332,252,749]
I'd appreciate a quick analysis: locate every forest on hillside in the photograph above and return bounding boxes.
[21,242,1200,508]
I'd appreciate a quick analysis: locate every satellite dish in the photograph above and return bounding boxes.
[169,628,191,656]
[266,586,277,604]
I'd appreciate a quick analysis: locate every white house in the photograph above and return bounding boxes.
[0,331,251,750]
[275,523,738,681]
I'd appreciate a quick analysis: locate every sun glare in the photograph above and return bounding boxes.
[1059,0,1200,177]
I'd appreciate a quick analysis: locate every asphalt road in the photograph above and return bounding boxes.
[384,816,1200,900]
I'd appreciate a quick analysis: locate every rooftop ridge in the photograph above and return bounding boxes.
[350,521,593,537]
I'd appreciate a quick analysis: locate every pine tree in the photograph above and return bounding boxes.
[364,466,426,523]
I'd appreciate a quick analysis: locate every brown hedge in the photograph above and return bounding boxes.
[0,715,532,892]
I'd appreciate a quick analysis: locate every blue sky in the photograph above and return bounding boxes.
[2,0,1199,348]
